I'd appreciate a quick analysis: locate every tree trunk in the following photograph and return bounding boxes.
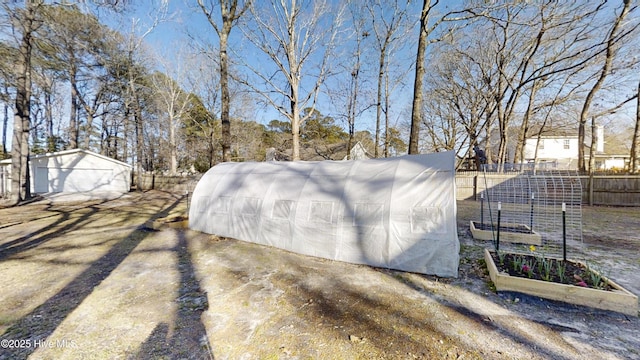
[345,23,363,161]
[515,81,539,165]
[128,68,143,189]
[100,115,107,155]
[44,89,54,151]
[346,71,357,160]
[346,64,360,161]
[409,0,430,155]
[134,102,143,190]
[169,113,177,174]
[198,0,248,163]
[2,98,7,156]
[220,27,231,162]
[383,72,390,158]
[83,111,94,149]
[483,113,493,165]
[630,81,640,173]
[589,117,597,173]
[495,56,508,170]
[122,110,129,163]
[10,1,37,204]
[209,127,216,167]
[291,82,301,161]
[69,66,79,149]
[375,49,384,158]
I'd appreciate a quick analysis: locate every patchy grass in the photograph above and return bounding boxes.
[0,194,638,359]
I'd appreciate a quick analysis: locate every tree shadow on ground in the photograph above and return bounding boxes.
[209,238,599,359]
[212,244,475,358]
[134,229,213,360]
[389,271,580,360]
[0,199,112,261]
[0,192,185,360]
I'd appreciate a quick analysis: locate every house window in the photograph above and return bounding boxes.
[563,139,570,150]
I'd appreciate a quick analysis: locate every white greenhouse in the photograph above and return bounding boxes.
[189,151,459,277]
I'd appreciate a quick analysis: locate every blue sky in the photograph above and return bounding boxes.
[0,1,455,150]
[2,0,638,152]
[110,0,425,132]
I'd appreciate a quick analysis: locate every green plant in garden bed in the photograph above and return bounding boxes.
[490,246,612,291]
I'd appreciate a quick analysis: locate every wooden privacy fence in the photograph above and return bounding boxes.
[138,172,640,206]
[137,173,202,193]
[581,175,640,206]
[456,172,640,206]
[140,172,640,206]
[4,170,636,206]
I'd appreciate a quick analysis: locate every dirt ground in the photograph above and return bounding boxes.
[0,190,638,360]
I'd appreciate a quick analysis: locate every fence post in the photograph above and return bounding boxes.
[473,175,478,200]
[588,172,594,206]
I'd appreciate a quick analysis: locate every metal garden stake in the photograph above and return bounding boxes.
[562,202,567,261]
[496,201,501,252]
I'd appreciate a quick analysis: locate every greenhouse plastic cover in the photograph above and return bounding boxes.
[189,151,459,277]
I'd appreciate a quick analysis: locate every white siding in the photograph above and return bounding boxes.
[30,150,130,193]
[524,137,579,160]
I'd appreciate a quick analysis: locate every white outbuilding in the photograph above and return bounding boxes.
[0,149,131,195]
[189,151,459,277]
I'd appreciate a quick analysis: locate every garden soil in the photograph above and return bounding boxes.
[0,191,638,359]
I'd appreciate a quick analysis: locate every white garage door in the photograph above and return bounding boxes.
[35,167,114,193]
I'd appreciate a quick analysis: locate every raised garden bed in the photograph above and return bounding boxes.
[484,248,638,316]
[470,220,541,245]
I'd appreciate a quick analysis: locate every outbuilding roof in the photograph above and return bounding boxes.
[31,149,132,168]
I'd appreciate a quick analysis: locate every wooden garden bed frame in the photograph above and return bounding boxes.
[470,220,542,245]
[484,249,638,316]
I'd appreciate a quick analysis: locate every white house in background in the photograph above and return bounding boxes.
[523,126,609,170]
[342,141,374,160]
[0,149,131,196]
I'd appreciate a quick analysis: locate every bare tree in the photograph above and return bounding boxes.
[197,0,249,162]
[189,52,221,168]
[504,2,617,169]
[342,1,369,160]
[423,34,499,166]
[366,0,412,158]
[149,70,187,174]
[408,0,482,155]
[1,83,9,157]
[417,1,614,171]
[149,46,209,174]
[448,1,621,169]
[578,0,634,172]
[242,0,343,161]
[110,3,169,189]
